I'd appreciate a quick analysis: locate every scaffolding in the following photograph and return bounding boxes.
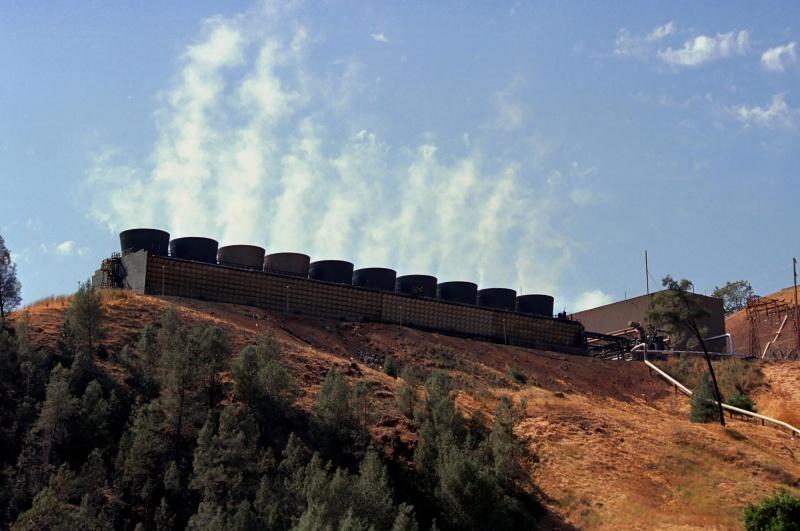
[745,295,799,359]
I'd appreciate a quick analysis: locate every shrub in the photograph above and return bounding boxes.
[396,366,419,419]
[744,489,800,531]
[727,393,757,413]
[383,357,398,378]
[690,375,721,423]
[507,367,526,385]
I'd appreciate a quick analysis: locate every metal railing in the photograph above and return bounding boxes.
[635,343,800,438]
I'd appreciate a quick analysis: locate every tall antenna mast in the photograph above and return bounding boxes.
[645,250,650,298]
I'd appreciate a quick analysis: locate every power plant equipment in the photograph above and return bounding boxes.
[217,245,265,269]
[352,267,397,291]
[168,237,219,264]
[477,288,517,311]
[395,275,437,298]
[309,260,354,284]
[516,294,555,317]
[437,281,478,305]
[264,252,310,277]
[119,228,170,256]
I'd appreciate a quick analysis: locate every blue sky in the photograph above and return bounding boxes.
[2,1,799,312]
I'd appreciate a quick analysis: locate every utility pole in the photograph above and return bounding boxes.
[794,258,799,355]
[645,250,650,298]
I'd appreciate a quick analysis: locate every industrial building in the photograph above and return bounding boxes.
[573,291,726,350]
[92,229,585,353]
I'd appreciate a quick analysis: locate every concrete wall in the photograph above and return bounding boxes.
[117,253,585,352]
[120,251,149,294]
[573,290,725,349]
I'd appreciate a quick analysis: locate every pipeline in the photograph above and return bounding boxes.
[635,342,800,439]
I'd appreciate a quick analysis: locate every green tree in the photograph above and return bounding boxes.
[489,396,524,482]
[315,366,356,434]
[156,308,204,448]
[232,340,291,424]
[744,489,800,531]
[690,375,722,423]
[647,276,725,426]
[120,400,170,506]
[135,323,161,397]
[16,366,77,496]
[396,366,418,419]
[189,325,229,410]
[383,357,398,378]
[0,234,22,322]
[413,371,466,486]
[63,281,105,352]
[190,404,264,510]
[712,280,754,316]
[352,450,395,529]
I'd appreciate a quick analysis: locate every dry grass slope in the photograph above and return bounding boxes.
[15,290,800,530]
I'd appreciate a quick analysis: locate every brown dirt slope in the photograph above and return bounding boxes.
[726,286,799,358]
[17,291,800,530]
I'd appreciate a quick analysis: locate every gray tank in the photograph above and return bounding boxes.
[309,260,354,284]
[119,228,170,256]
[352,267,396,291]
[168,237,219,264]
[217,245,265,269]
[395,275,437,298]
[516,294,554,316]
[436,281,478,305]
[264,252,310,277]
[477,288,517,311]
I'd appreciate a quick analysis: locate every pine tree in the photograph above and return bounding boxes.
[391,504,419,531]
[135,323,161,397]
[316,367,356,432]
[190,404,264,510]
[156,308,204,449]
[121,400,169,504]
[489,396,520,482]
[690,375,721,423]
[189,325,229,410]
[396,366,418,419]
[353,449,395,529]
[63,281,105,353]
[0,234,22,322]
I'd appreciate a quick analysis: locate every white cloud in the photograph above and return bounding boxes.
[614,29,645,57]
[492,78,527,130]
[85,5,586,295]
[761,42,797,72]
[573,289,614,312]
[614,22,676,57]
[658,30,750,67]
[370,33,388,43]
[730,93,796,128]
[646,21,675,42]
[41,240,88,257]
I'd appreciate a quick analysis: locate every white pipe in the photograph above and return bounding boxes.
[704,333,734,355]
[644,359,800,438]
[761,315,788,359]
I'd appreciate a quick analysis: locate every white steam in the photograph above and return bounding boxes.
[86,4,581,295]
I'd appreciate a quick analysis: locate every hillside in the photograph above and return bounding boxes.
[9,291,800,530]
[726,286,800,359]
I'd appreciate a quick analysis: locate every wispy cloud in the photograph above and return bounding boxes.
[41,240,88,257]
[614,22,676,58]
[646,21,675,42]
[492,78,527,130]
[761,42,797,72]
[730,93,796,128]
[370,32,388,43]
[84,5,586,295]
[658,30,750,67]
